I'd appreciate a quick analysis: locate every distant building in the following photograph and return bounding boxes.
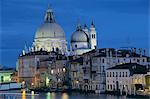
[70,48,149,93]
[70,57,83,90]
[70,22,97,55]
[17,50,50,87]
[106,63,149,95]
[48,53,69,89]
[0,68,15,83]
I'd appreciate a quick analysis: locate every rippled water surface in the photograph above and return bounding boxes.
[0,91,134,99]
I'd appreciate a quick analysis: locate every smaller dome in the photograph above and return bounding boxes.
[71,30,88,42]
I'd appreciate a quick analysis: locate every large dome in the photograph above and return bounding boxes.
[34,7,65,39]
[71,30,88,42]
[35,23,65,39]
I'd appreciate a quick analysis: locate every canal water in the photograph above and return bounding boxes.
[0,91,135,99]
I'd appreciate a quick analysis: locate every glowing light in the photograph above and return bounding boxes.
[76,80,79,84]
[22,81,25,85]
[51,92,56,99]
[63,68,66,72]
[46,92,51,99]
[46,77,50,86]
[51,70,54,74]
[61,93,69,99]
[31,83,34,86]
[31,91,34,95]
[31,91,35,99]
[22,89,26,99]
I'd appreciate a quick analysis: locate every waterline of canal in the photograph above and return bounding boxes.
[0,90,132,99]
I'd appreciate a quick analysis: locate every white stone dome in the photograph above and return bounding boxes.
[35,22,65,39]
[34,8,65,39]
[71,30,88,42]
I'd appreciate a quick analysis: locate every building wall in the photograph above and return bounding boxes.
[106,69,131,94]
[33,38,68,54]
[17,54,49,86]
[0,71,14,83]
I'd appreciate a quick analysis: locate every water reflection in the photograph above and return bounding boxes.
[31,91,35,99]
[46,92,51,99]
[22,89,26,99]
[61,93,69,99]
[51,92,56,99]
[19,91,127,99]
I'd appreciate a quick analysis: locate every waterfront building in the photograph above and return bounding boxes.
[70,48,148,93]
[35,59,49,87]
[17,50,50,87]
[48,53,69,89]
[106,63,149,95]
[70,57,83,90]
[0,68,15,83]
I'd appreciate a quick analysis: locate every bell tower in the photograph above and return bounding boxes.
[89,20,97,49]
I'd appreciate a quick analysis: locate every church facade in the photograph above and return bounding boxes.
[32,8,68,55]
[71,21,97,55]
[22,7,97,55]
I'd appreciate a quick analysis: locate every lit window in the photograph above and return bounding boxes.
[51,70,54,74]
[63,68,66,72]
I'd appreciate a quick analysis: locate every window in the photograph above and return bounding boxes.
[93,34,96,38]
[1,76,3,82]
[110,84,112,90]
[130,59,131,63]
[113,72,114,77]
[119,72,121,77]
[102,66,105,72]
[86,61,88,65]
[56,47,59,51]
[110,72,111,77]
[107,72,109,77]
[113,85,115,90]
[122,72,124,77]
[92,34,94,38]
[126,72,128,77]
[75,44,77,48]
[116,72,118,77]
[102,59,105,63]
[107,85,109,90]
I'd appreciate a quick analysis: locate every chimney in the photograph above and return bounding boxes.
[139,48,142,57]
[143,49,146,56]
[133,48,136,53]
[110,50,112,57]
[106,49,109,57]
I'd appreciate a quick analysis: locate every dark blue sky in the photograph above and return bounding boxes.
[0,0,149,67]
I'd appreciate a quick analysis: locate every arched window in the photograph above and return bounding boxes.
[102,59,105,63]
[94,34,95,38]
[56,48,59,52]
[75,44,77,48]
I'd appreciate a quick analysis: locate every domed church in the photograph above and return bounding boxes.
[32,7,68,55]
[22,6,97,56]
[70,21,97,55]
